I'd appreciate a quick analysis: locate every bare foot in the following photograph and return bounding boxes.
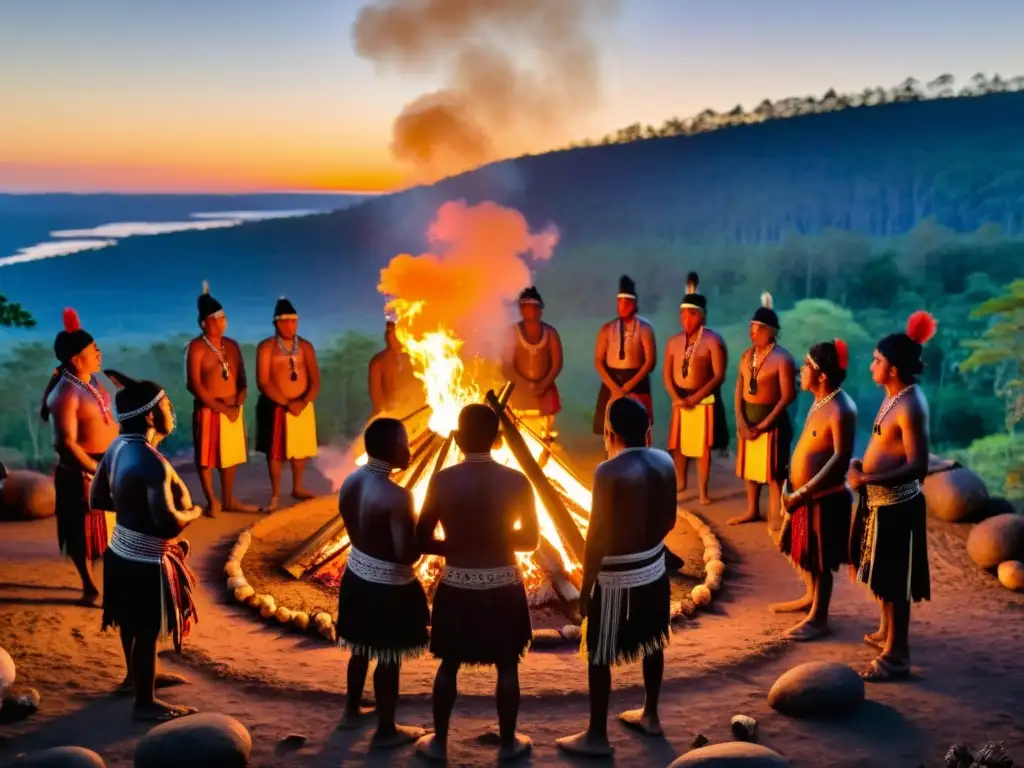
[263,496,279,513]
[786,620,831,642]
[769,593,813,613]
[116,672,189,695]
[863,630,886,649]
[202,502,220,519]
[223,500,260,514]
[618,709,663,736]
[415,733,447,762]
[728,512,760,525]
[336,706,375,730]
[292,488,316,501]
[133,699,198,722]
[556,730,614,757]
[699,494,712,506]
[79,589,101,607]
[371,724,427,750]
[498,733,532,761]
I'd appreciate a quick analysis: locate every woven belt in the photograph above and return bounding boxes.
[866,480,921,509]
[346,546,417,586]
[597,543,666,589]
[109,525,173,565]
[441,564,521,590]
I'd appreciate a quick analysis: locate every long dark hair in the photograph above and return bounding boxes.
[39,366,64,422]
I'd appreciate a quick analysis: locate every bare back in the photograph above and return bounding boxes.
[790,392,857,489]
[590,448,677,557]
[862,387,930,481]
[340,467,417,565]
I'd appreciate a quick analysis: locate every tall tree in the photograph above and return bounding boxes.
[0,293,35,328]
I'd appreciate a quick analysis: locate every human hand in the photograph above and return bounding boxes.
[681,395,699,410]
[226,406,241,423]
[287,400,304,417]
[610,386,624,400]
[747,426,761,441]
[848,467,866,489]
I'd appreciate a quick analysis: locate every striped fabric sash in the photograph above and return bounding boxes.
[346,546,417,586]
[866,480,921,509]
[441,564,522,590]
[110,525,173,564]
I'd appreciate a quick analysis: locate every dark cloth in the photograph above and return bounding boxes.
[584,570,671,667]
[336,569,430,662]
[101,544,198,651]
[255,394,286,460]
[852,490,930,604]
[739,400,793,481]
[53,456,108,561]
[593,369,653,435]
[780,487,854,574]
[429,581,533,666]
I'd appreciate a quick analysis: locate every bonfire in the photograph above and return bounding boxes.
[282,300,592,610]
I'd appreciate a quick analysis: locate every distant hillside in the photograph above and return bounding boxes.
[3,93,1023,342]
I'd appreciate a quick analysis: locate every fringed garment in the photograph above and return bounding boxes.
[336,546,429,663]
[779,484,854,574]
[54,455,109,562]
[430,563,533,667]
[582,542,671,667]
[736,401,793,483]
[852,481,931,604]
[667,385,729,457]
[102,525,198,651]
[593,369,654,435]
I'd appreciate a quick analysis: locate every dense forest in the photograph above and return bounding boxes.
[1,83,1021,503]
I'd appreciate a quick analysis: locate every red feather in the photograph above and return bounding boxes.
[62,307,81,332]
[833,338,849,370]
[906,311,937,345]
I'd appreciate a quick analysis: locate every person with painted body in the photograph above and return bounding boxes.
[89,371,201,721]
[41,309,120,604]
[502,286,564,441]
[557,397,676,757]
[185,282,256,516]
[773,340,857,640]
[593,275,657,452]
[255,297,321,511]
[849,311,936,682]
[731,292,797,529]
[368,320,423,417]
[414,404,538,762]
[335,417,430,746]
[663,272,728,505]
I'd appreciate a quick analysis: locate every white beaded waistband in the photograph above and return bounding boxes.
[347,546,417,585]
[441,564,522,590]
[866,480,921,509]
[110,525,173,565]
[598,543,666,589]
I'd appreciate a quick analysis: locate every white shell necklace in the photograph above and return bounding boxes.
[202,335,231,381]
[874,384,916,435]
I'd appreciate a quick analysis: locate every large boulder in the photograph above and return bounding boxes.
[668,742,791,766]
[0,468,56,521]
[134,713,251,768]
[767,661,864,718]
[966,514,1024,568]
[924,467,989,522]
[10,747,107,767]
[0,646,14,698]
[997,560,1024,591]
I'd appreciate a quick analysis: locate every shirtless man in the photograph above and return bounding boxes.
[255,297,321,510]
[41,308,119,603]
[503,286,564,441]
[335,417,429,746]
[368,320,422,416]
[732,292,796,528]
[849,311,936,682]
[593,275,657,454]
[774,340,857,639]
[663,273,728,505]
[414,404,538,762]
[185,282,256,516]
[557,397,676,758]
[90,371,201,721]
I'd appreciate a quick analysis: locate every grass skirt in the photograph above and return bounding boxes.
[336,569,430,663]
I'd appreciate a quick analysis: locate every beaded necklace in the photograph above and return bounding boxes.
[873,384,916,435]
[62,369,111,424]
[276,335,300,382]
[681,326,704,378]
[202,335,231,381]
[805,387,842,427]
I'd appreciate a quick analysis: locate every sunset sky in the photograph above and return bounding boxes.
[3,0,1023,194]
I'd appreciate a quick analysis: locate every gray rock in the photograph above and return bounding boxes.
[767,661,864,718]
[966,513,1024,568]
[0,469,56,521]
[731,714,757,741]
[924,467,989,522]
[997,560,1024,591]
[1,687,41,723]
[134,712,251,768]
[668,742,791,766]
[10,746,107,767]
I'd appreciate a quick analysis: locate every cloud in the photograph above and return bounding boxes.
[0,239,117,269]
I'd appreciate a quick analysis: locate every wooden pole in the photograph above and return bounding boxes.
[485,389,586,563]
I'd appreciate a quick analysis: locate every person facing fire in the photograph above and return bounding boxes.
[335,417,429,747]
[557,397,676,758]
[848,311,936,682]
[593,275,657,452]
[503,286,564,441]
[663,272,728,505]
[732,292,797,528]
[89,370,201,722]
[368,319,423,417]
[255,297,321,511]
[41,308,120,604]
[185,281,256,516]
[414,404,538,762]
[774,339,857,641]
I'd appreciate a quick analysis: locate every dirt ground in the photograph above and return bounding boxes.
[2,449,1023,767]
